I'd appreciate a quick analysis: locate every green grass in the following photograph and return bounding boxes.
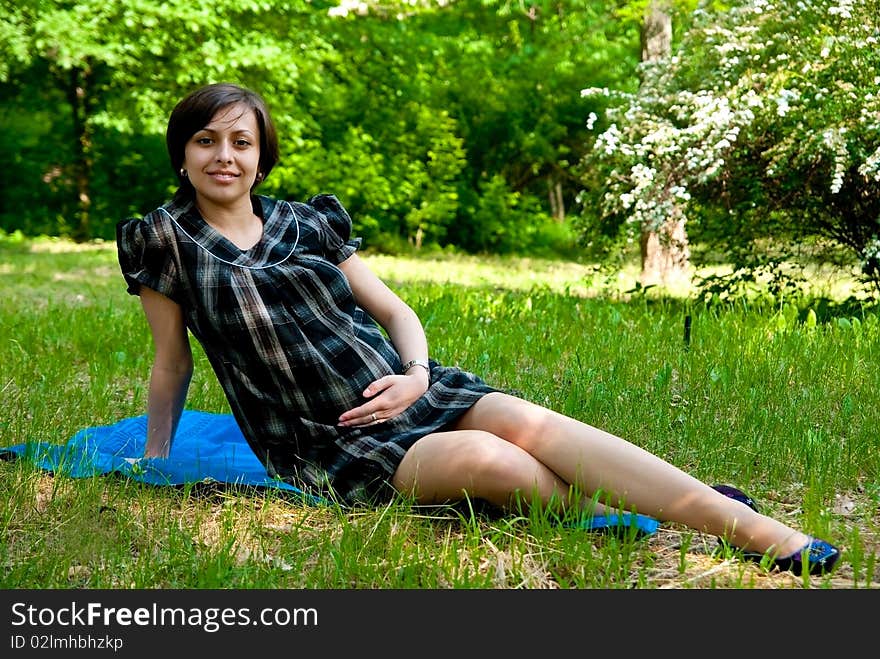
[1,237,878,589]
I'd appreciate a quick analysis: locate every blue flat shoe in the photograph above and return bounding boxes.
[710,487,841,575]
[571,512,660,540]
[712,483,760,550]
[711,484,759,512]
[741,537,841,576]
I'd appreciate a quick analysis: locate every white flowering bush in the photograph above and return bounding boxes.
[579,0,880,297]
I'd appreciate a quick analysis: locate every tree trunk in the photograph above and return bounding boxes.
[639,2,690,288]
[639,206,691,288]
[65,65,93,242]
[641,2,671,62]
[548,178,565,221]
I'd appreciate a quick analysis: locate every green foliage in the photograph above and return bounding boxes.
[453,174,565,254]
[0,0,336,238]
[0,0,640,256]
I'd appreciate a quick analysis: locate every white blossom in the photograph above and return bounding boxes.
[775,89,799,117]
[828,0,854,19]
[595,123,622,155]
[858,147,880,181]
[821,128,850,193]
[581,87,610,98]
[861,238,880,271]
[582,0,878,282]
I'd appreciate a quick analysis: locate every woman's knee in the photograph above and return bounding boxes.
[475,392,556,451]
[458,431,529,481]
[455,431,564,506]
[393,429,541,497]
[430,430,515,479]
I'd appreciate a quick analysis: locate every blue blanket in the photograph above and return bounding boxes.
[1,411,660,537]
[1,410,317,502]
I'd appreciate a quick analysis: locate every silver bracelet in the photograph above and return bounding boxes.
[401,358,430,374]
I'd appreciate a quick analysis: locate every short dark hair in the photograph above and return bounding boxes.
[166,83,280,199]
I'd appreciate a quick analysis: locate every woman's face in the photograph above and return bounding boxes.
[182,103,261,208]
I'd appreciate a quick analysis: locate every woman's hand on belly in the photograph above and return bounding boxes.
[336,371,429,428]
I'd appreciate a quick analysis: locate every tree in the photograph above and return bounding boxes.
[580,0,880,298]
[1,0,645,257]
[0,0,328,239]
[319,0,643,253]
[637,0,691,288]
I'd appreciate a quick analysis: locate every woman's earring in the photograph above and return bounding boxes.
[179,168,187,178]
[255,172,264,182]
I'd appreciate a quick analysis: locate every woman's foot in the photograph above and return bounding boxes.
[711,484,841,575]
[740,537,841,576]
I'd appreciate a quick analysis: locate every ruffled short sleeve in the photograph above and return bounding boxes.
[306,193,362,264]
[115,214,180,302]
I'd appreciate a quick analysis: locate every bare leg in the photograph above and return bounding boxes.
[391,429,618,516]
[399,392,811,556]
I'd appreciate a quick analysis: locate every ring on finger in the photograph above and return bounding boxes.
[370,412,377,422]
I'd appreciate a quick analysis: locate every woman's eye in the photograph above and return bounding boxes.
[235,139,251,147]
[195,137,213,145]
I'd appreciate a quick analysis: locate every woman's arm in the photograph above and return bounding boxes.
[340,254,429,373]
[139,285,194,457]
[337,254,429,426]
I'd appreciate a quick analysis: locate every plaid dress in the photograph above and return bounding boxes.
[116,193,497,503]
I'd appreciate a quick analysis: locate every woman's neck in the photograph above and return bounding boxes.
[195,194,263,250]
[195,195,255,230]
